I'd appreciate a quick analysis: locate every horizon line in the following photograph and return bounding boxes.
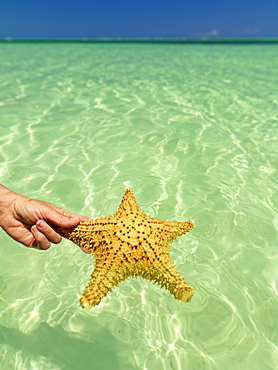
[0,37,278,44]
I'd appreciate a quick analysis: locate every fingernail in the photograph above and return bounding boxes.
[32,225,39,233]
[37,220,47,228]
[69,217,79,221]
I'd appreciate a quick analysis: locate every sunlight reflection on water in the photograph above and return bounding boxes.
[0,43,277,370]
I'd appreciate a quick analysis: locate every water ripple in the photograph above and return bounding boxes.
[0,43,277,369]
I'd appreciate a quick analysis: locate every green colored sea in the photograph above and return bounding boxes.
[0,42,277,370]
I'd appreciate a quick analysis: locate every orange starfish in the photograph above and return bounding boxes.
[57,189,194,308]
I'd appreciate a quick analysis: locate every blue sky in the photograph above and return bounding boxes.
[0,0,277,38]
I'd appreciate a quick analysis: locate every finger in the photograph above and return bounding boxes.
[31,225,51,250]
[42,202,92,227]
[52,206,92,222]
[60,213,92,224]
[53,207,82,219]
[48,213,81,228]
[47,211,89,228]
[81,246,91,254]
[36,220,62,244]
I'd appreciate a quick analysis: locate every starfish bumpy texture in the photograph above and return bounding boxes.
[57,189,194,309]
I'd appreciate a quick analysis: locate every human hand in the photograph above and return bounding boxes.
[0,185,91,252]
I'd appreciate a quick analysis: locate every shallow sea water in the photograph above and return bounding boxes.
[0,43,277,369]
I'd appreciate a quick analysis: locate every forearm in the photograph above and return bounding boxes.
[0,183,16,202]
[0,185,26,226]
[0,185,16,222]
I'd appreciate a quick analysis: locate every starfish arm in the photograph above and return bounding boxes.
[114,189,147,219]
[80,263,133,308]
[55,217,115,252]
[136,259,194,302]
[80,268,115,309]
[152,219,194,244]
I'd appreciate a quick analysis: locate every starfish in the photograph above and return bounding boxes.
[56,189,194,309]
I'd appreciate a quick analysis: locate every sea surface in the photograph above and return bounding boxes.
[0,42,277,370]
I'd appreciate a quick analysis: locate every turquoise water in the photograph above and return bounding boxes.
[0,43,277,369]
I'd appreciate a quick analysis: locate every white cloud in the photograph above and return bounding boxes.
[204,29,219,37]
[191,29,219,38]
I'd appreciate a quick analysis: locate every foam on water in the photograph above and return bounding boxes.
[0,43,277,369]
